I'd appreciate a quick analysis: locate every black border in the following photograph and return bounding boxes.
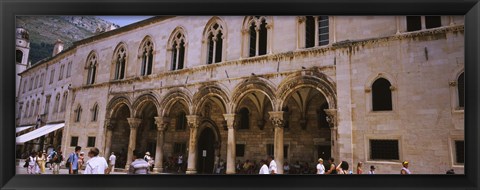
[1,0,479,190]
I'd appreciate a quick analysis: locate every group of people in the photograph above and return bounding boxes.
[24,149,64,174]
[163,154,185,173]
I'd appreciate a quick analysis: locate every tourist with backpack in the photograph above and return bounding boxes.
[66,146,81,174]
[52,151,63,174]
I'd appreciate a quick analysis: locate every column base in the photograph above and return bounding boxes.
[125,164,130,171]
[226,171,236,174]
[152,167,164,174]
[186,169,197,174]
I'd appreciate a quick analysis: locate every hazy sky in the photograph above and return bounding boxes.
[96,16,153,27]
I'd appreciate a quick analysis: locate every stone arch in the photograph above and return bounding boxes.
[159,88,194,117]
[277,68,337,110]
[193,84,231,115]
[197,118,222,143]
[106,95,132,119]
[231,76,277,113]
[132,93,161,118]
[138,35,155,56]
[365,72,397,91]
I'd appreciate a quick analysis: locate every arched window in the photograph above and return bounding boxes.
[91,103,99,121]
[204,20,225,64]
[169,30,186,71]
[53,93,60,113]
[35,99,40,117]
[140,38,154,76]
[239,107,250,129]
[245,16,269,57]
[30,101,35,117]
[75,105,82,122]
[176,111,187,130]
[458,72,465,109]
[16,50,23,63]
[372,78,393,111]
[114,44,127,80]
[60,92,68,112]
[25,101,30,118]
[86,52,98,85]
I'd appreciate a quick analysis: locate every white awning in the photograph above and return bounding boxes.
[16,123,65,145]
[16,125,34,133]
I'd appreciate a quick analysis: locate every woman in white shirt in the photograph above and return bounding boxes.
[316,158,325,174]
[259,160,270,174]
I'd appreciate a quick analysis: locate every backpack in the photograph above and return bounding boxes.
[65,153,74,168]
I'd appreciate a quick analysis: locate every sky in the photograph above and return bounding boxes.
[96,16,153,27]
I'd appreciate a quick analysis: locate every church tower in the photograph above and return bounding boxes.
[16,27,30,97]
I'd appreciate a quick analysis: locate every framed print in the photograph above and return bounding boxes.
[1,0,479,190]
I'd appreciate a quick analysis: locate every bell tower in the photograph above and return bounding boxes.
[16,27,30,97]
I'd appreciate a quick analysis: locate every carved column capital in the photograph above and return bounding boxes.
[324,109,337,128]
[127,117,142,129]
[449,81,457,87]
[223,114,236,129]
[154,116,170,131]
[268,111,285,128]
[186,115,201,129]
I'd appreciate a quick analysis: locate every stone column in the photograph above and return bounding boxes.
[223,114,236,174]
[125,117,141,170]
[185,115,200,174]
[324,109,338,160]
[153,116,169,173]
[104,119,116,157]
[269,111,285,174]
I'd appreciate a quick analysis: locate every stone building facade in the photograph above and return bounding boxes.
[16,16,465,174]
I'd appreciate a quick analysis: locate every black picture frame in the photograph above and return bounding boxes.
[1,0,479,190]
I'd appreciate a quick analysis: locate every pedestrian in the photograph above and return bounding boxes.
[26,152,37,174]
[128,150,149,174]
[177,154,183,172]
[368,165,376,174]
[235,160,241,173]
[144,152,153,171]
[357,162,363,174]
[109,152,116,174]
[36,150,46,174]
[258,160,269,174]
[316,158,325,174]
[52,151,63,174]
[400,161,411,174]
[47,149,57,170]
[325,157,337,174]
[83,147,109,174]
[267,155,277,174]
[283,161,290,174]
[67,146,81,174]
[78,152,85,170]
[336,161,349,174]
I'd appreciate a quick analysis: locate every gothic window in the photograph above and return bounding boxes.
[169,30,186,71]
[300,16,330,49]
[372,78,393,111]
[457,72,465,109]
[49,69,55,84]
[305,16,316,48]
[176,111,187,131]
[53,93,60,113]
[44,96,51,115]
[140,38,154,76]
[370,139,399,160]
[239,107,250,129]
[245,16,269,57]
[60,92,68,112]
[29,78,33,90]
[35,99,40,117]
[30,101,34,117]
[25,101,30,118]
[66,62,72,78]
[75,105,82,122]
[205,21,224,64]
[16,50,23,63]
[114,45,127,80]
[58,64,65,81]
[86,52,98,84]
[39,73,44,87]
[91,103,99,121]
[23,80,27,93]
